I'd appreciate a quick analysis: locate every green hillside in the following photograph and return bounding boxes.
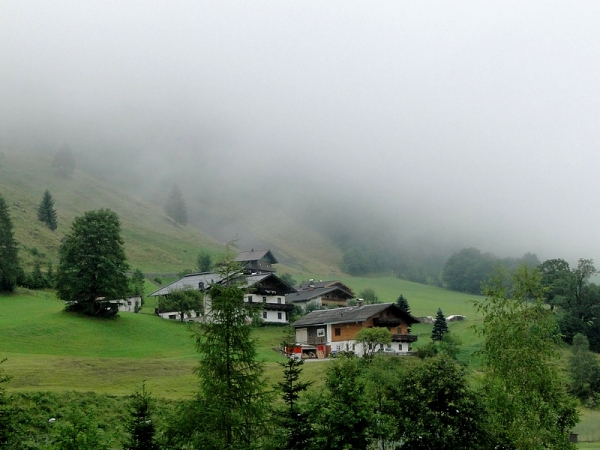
[0,150,345,274]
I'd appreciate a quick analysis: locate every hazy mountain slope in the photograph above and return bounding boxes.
[0,150,343,273]
[0,151,223,271]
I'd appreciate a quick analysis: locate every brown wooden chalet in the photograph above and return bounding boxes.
[287,279,355,310]
[234,249,278,273]
[292,303,419,356]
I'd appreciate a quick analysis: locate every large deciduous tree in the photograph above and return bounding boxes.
[165,184,188,226]
[355,327,392,357]
[37,189,58,231]
[0,195,21,293]
[159,287,204,321]
[475,266,579,449]
[56,209,130,317]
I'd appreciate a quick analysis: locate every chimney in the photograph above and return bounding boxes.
[356,298,364,307]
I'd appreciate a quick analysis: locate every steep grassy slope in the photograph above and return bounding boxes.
[0,150,344,274]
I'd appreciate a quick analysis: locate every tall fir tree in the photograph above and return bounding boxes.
[275,340,313,450]
[431,307,449,341]
[396,294,412,333]
[37,189,58,231]
[165,184,188,225]
[192,244,270,449]
[123,383,158,450]
[0,195,21,293]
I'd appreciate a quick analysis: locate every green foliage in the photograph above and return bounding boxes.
[52,146,76,178]
[191,246,270,449]
[475,266,579,449]
[279,273,297,288]
[196,249,213,272]
[388,356,490,449]
[0,195,21,293]
[274,342,313,450]
[358,287,379,304]
[123,383,158,450]
[431,307,449,341]
[0,359,16,449]
[47,411,112,449]
[164,184,188,226]
[443,247,539,295]
[56,209,130,317]
[309,354,373,449]
[568,333,600,403]
[395,294,410,313]
[37,189,58,231]
[354,327,391,357]
[159,286,204,321]
[129,269,145,303]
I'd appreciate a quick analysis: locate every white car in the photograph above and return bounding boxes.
[377,347,400,356]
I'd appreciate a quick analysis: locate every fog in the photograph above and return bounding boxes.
[2,1,600,265]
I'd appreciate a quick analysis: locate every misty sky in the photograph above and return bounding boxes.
[2,1,600,263]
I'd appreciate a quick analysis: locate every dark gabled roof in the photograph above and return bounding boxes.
[235,249,278,264]
[292,303,420,327]
[148,271,296,297]
[286,285,354,303]
[296,280,353,294]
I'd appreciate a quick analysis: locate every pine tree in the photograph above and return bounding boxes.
[396,294,410,314]
[276,340,313,450]
[0,195,21,293]
[165,184,188,225]
[52,146,76,178]
[396,295,412,332]
[431,308,449,341]
[37,189,58,231]
[193,244,269,449]
[123,383,158,450]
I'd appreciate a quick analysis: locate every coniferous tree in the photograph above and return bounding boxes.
[37,189,58,231]
[275,341,313,450]
[0,195,21,293]
[123,383,158,450]
[431,308,449,341]
[396,294,412,333]
[396,294,410,314]
[192,244,270,449]
[165,184,188,225]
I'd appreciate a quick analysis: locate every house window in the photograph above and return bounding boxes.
[277,312,282,320]
[262,296,267,302]
[334,328,341,336]
[317,328,325,337]
[127,301,132,306]
[277,297,282,304]
[168,314,176,320]
[247,295,253,303]
[263,311,267,319]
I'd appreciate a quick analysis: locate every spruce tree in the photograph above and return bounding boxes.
[431,308,449,341]
[193,245,269,449]
[396,295,412,332]
[37,189,58,231]
[396,294,410,314]
[123,383,158,450]
[276,341,313,450]
[0,195,21,293]
[165,184,188,225]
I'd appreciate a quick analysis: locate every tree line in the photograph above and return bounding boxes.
[0,260,581,449]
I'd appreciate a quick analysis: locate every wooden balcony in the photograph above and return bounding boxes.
[263,303,294,312]
[373,317,402,327]
[391,334,418,343]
